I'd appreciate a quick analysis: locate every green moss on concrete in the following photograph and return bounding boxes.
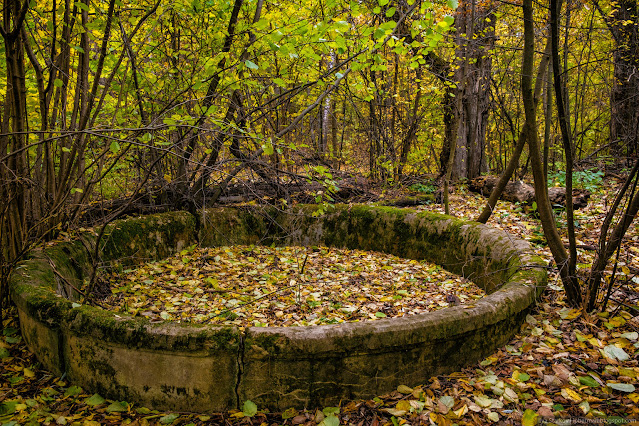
[42,238,94,300]
[10,258,57,292]
[65,304,241,353]
[199,206,275,247]
[11,205,547,412]
[10,280,72,328]
[382,194,435,207]
[100,211,197,264]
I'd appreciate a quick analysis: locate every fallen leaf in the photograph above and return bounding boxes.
[439,395,455,409]
[521,409,538,426]
[603,345,630,361]
[84,394,105,406]
[159,413,179,424]
[383,408,407,416]
[560,388,582,402]
[607,383,635,393]
[319,415,340,426]
[578,376,599,387]
[243,400,258,417]
[474,395,493,408]
[395,400,411,412]
[397,385,413,394]
[281,407,297,419]
[106,401,128,412]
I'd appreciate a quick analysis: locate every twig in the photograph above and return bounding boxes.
[43,253,105,308]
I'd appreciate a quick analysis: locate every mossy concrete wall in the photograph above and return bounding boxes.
[11,206,547,412]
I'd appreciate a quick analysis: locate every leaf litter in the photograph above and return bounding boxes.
[2,177,639,425]
[101,245,484,327]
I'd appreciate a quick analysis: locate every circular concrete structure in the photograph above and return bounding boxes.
[10,205,546,411]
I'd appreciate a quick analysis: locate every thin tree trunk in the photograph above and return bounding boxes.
[525,0,582,305]
[587,159,639,310]
[0,0,30,314]
[476,40,551,223]
[551,0,578,292]
[320,51,335,157]
[543,67,553,179]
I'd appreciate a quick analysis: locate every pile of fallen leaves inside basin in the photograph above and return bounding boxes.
[101,245,484,327]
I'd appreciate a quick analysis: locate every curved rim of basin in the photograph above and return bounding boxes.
[10,205,547,412]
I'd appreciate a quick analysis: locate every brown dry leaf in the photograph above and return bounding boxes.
[551,364,573,383]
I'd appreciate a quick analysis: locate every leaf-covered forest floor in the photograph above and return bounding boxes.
[2,176,639,426]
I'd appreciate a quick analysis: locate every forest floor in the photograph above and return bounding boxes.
[2,176,639,426]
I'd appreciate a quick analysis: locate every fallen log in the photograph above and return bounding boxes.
[469,176,590,209]
[78,178,380,226]
[382,194,435,207]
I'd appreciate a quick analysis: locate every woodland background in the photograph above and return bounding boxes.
[2,0,639,424]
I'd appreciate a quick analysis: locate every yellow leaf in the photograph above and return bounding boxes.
[411,387,423,399]
[619,367,636,378]
[396,400,411,412]
[521,409,538,426]
[384,408,407,417]
[453,404,468,418]
[588,337,602,348]
[561,388,582,402]
[397,384,413,394]
[23,368,35,378]
[608,316,626,327]
[429,412,451,426]
[559,308,581,320]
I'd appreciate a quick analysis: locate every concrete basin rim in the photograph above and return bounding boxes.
[10,205,546,346]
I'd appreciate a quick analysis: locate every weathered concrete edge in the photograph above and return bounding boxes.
[10,206,547,411]
[9,211,242,411]
[239,268,544,408]
[244,269,544,350]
